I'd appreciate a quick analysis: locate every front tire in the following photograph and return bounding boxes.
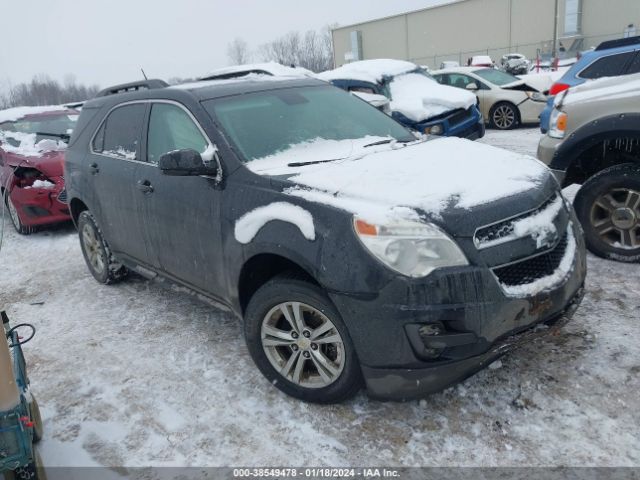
[574,163,640,262]
[244,275,362,403]
[77,211,128,284]
[4,191,35,235]
[489,101,519,130]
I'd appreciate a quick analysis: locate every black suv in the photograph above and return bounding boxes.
[65,77,586,403]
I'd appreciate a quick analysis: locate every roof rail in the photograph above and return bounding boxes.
[595,35,640,51]
[96,79,169,97]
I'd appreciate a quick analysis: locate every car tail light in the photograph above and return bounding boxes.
[549,82,570,96]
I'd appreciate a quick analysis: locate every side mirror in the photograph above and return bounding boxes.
[466,82,479,91]
[158,149,218,176]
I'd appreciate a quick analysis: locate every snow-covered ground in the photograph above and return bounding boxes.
[0,129,638,468]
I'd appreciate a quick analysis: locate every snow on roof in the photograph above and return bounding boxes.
[388,72,476,122]
[0,131,67,157]
[202,62,316,80]
[0,105,70,124]
[251,136,550,221]
[558,73,640,107]
[318,59,418,84]
[470,55,493,65]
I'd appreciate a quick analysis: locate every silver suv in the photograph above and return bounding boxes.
[538,74,640,263]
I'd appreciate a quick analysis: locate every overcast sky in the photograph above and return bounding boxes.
[3,0,446,91]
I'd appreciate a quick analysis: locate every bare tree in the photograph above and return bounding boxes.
[227,37,251,65]
[0,75,100,109]
[258,26,334,72]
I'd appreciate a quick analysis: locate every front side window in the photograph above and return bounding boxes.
[447,74,477,89]
[147,103,208,164]
[94,104,146,160]
[579,52,635,79]
[204,85,413,164]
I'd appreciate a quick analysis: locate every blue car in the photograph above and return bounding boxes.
[540,36,640,133]
[319,59,485,140]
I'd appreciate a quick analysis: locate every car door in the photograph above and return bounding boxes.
[138,101,225,296]
[89,103,156,266]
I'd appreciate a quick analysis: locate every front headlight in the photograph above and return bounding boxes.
[549,108,568,139]
[526,91,547,102]
[424,124,443,135]
[353,217,469,278]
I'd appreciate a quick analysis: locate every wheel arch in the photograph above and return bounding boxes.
[69,197,89,226]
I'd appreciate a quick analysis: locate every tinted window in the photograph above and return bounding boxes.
[94,104,146,160]
[625,52,640,74]
[147,103,208,164]
[580,52,635,79]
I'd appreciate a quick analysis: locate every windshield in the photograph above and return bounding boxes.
[204,85,414,165]
[473,68,520,86]
[0,112,79,140]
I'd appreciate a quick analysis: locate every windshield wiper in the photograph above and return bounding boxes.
[363,139,412,148]
[287,158,343,167]
[36,132,71,142]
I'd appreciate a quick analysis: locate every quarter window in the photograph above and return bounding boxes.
[147,103,208,165]
[94,104,146,160]
[579,52,635,79]
[625,52,640,75]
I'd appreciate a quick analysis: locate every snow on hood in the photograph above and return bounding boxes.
[556,73,640,107]
[268,137,550,222]
[318,59,418,84]
[0,105,68,123]
[202,61,316,79]
[0,131,67,157]
[388,73,476,122]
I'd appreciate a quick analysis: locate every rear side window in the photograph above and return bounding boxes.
[92,104,146,160]
[146,103,208,164]
[579,51,635,79]
[625,52,640,75]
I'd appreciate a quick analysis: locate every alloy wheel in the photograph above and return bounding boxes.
[590,188,640,250]
[493,105,516,129]
[82,223,106,274]
[261,302,345,389]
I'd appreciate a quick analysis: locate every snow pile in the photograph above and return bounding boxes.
[279,137,549,221]
[501,226,577,297]
[388,73,476,122]
[234,202,315,244]
[0,105,67,124]
[512,195,564,248]
[318,59,418,84]
[557,73,640,107]
[202,62,315,80]
[0,131,67,157]
[25,180,56,190]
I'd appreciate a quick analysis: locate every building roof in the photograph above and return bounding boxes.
[333,0,470,31]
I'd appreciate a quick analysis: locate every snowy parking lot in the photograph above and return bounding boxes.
[0,129,638,468]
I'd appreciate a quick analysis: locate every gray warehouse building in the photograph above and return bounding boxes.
[332,0,640,69]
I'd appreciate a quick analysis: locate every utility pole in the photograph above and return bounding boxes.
[552,0,559,59]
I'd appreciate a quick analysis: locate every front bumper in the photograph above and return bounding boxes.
[328,220,587,401]
[9,176,70,227]
[518,98,547,124]
[537,135,567,184]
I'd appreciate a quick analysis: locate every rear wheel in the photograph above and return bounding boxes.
[4,191,35,235]
[244,275,362,403]
[489,101,519,130]
[574,163,640,262]
[77,211,128,284]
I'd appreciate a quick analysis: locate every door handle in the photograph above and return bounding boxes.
[89,163,99,174]
[136,180,154,193]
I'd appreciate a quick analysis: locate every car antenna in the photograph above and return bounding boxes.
[141,68,148,80]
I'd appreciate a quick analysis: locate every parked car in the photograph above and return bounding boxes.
[468,55,494,67]
[66,76,586,403]
[538,74,640,262]
[0,106,78,234]
[539,36,640,133]
[440,60,460,69]
[432,67,547,129]
[199,62,315,81]
[319,59,485,140]
[501,53,531,75]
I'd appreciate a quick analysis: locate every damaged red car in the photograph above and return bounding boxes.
[0,106,79,234]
